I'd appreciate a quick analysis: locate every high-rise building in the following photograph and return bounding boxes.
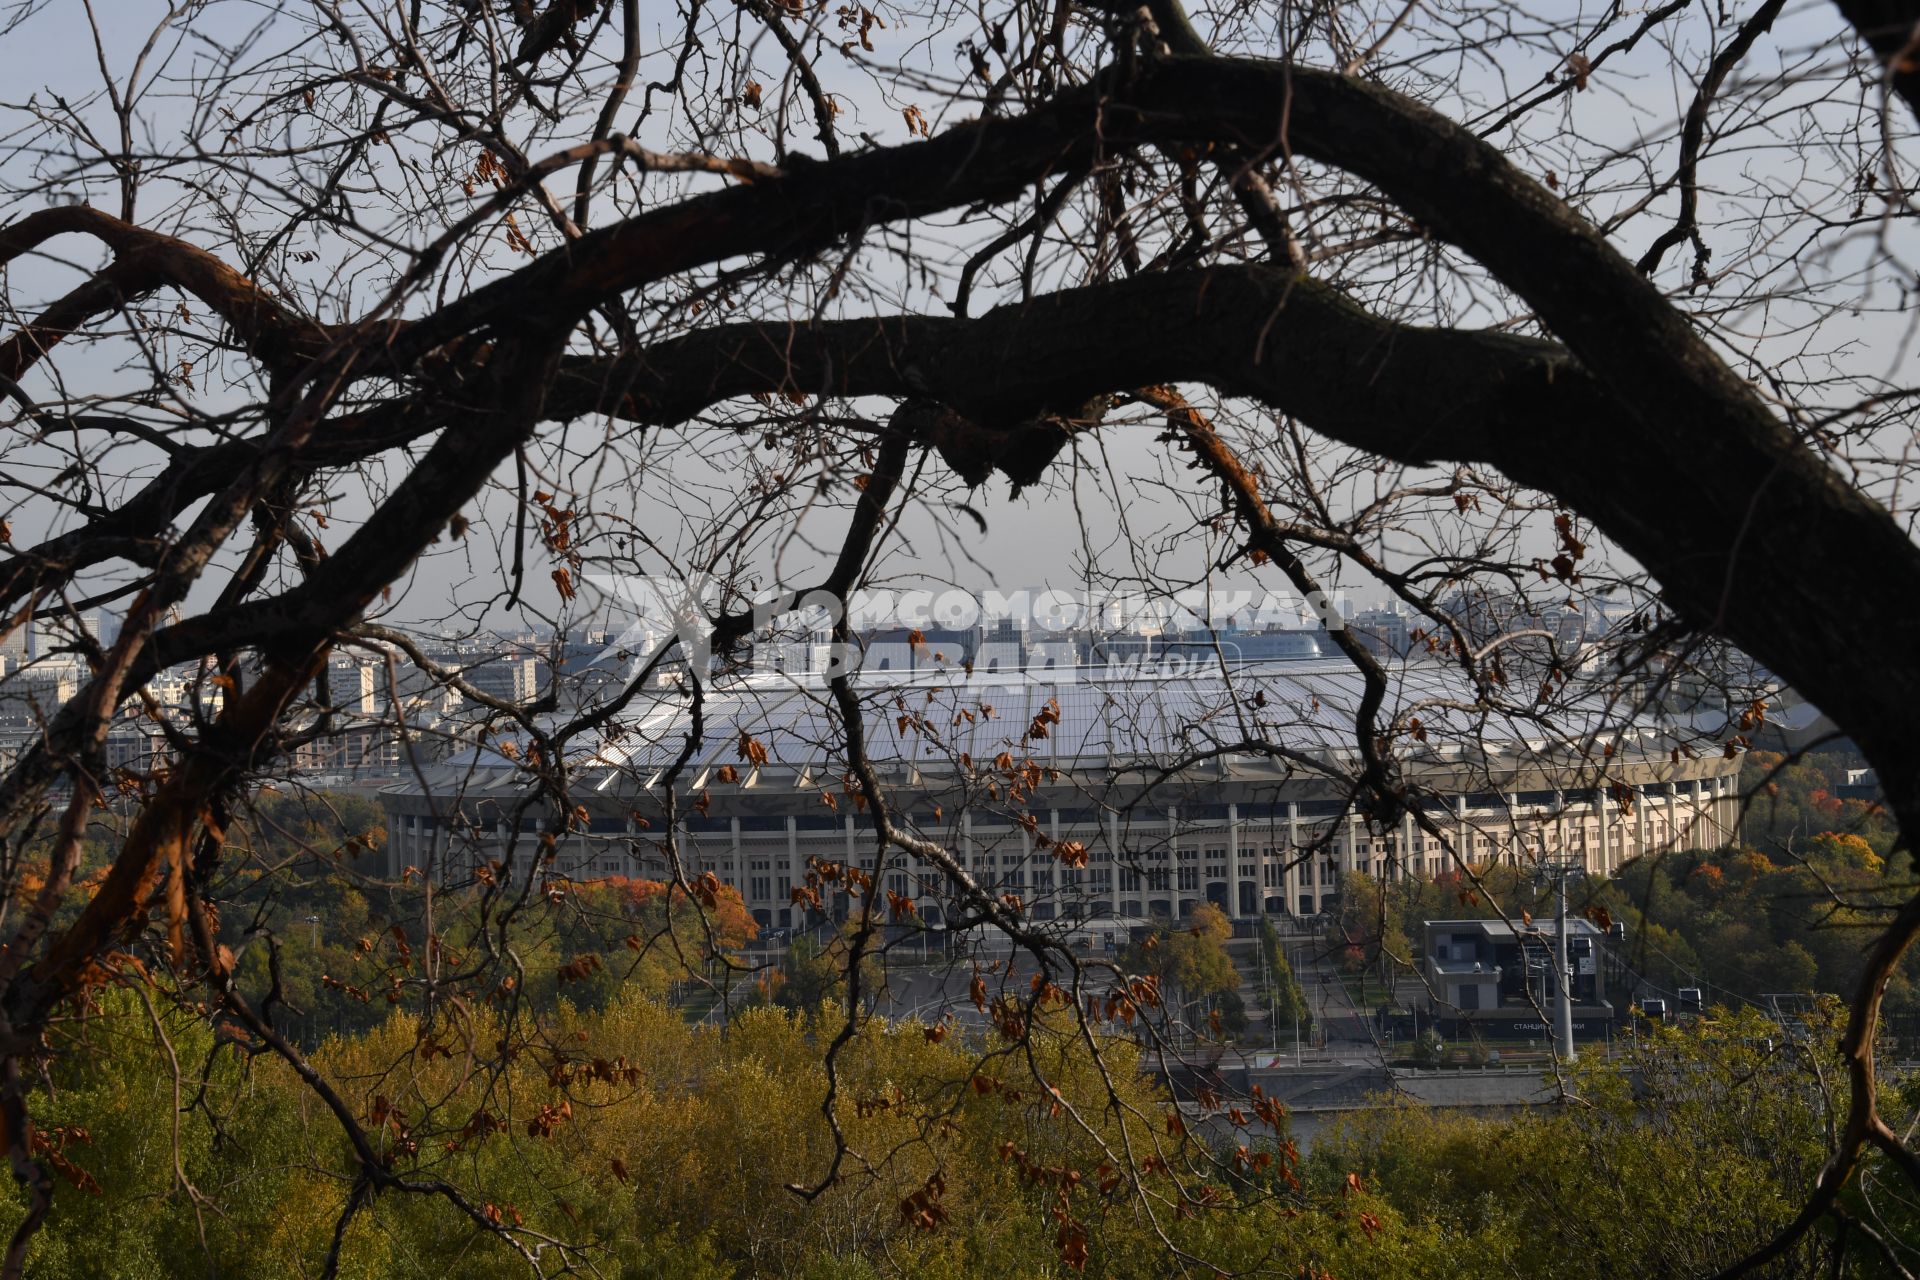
[1351,608,1412,658]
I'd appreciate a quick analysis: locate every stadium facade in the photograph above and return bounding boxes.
[377,661,1741,929]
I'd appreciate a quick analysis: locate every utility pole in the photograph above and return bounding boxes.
[1269,945,1279,1054]
[1554,865,1575,1062]
[1290,942,1301,1064]
[1541,853,1579,1064]
[1258,927,1274,1052]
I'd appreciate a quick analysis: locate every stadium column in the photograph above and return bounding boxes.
[961,810,973,895]
[1596,788,1610,873]
[1252,813,1267,919]
[1455,794,1469,871]
[786,816,799,925]
[1166,806,1180,914]
[1286,800,1301,915]
[1019,814,1032,903]
[1226,804,1241,921]
[1507,793,1521,867]
[1107,810,1122,917]
[393,812,411,880]
[1050,806,1066,916]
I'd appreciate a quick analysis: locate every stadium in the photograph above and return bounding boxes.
[377,660,1743,930]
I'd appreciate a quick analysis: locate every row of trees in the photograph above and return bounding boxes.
[2,787,773,1048]
[1258,918,1312,1040]
[1316,1005,1900,1279]
[1608,837,1914,1012]
[1120,905,1243,1031]
[0,984,1901,1277]
[1114,906,1310,1044]
[1740,752,1898,865]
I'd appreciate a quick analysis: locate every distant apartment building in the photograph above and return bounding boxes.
[0,624,25,669]
[1097,628,1328,666]
[1350,609,1411,658]
[459,651,542,706]
[854,626,982,675]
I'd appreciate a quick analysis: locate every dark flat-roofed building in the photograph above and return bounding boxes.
[1424,916,1615,1040]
